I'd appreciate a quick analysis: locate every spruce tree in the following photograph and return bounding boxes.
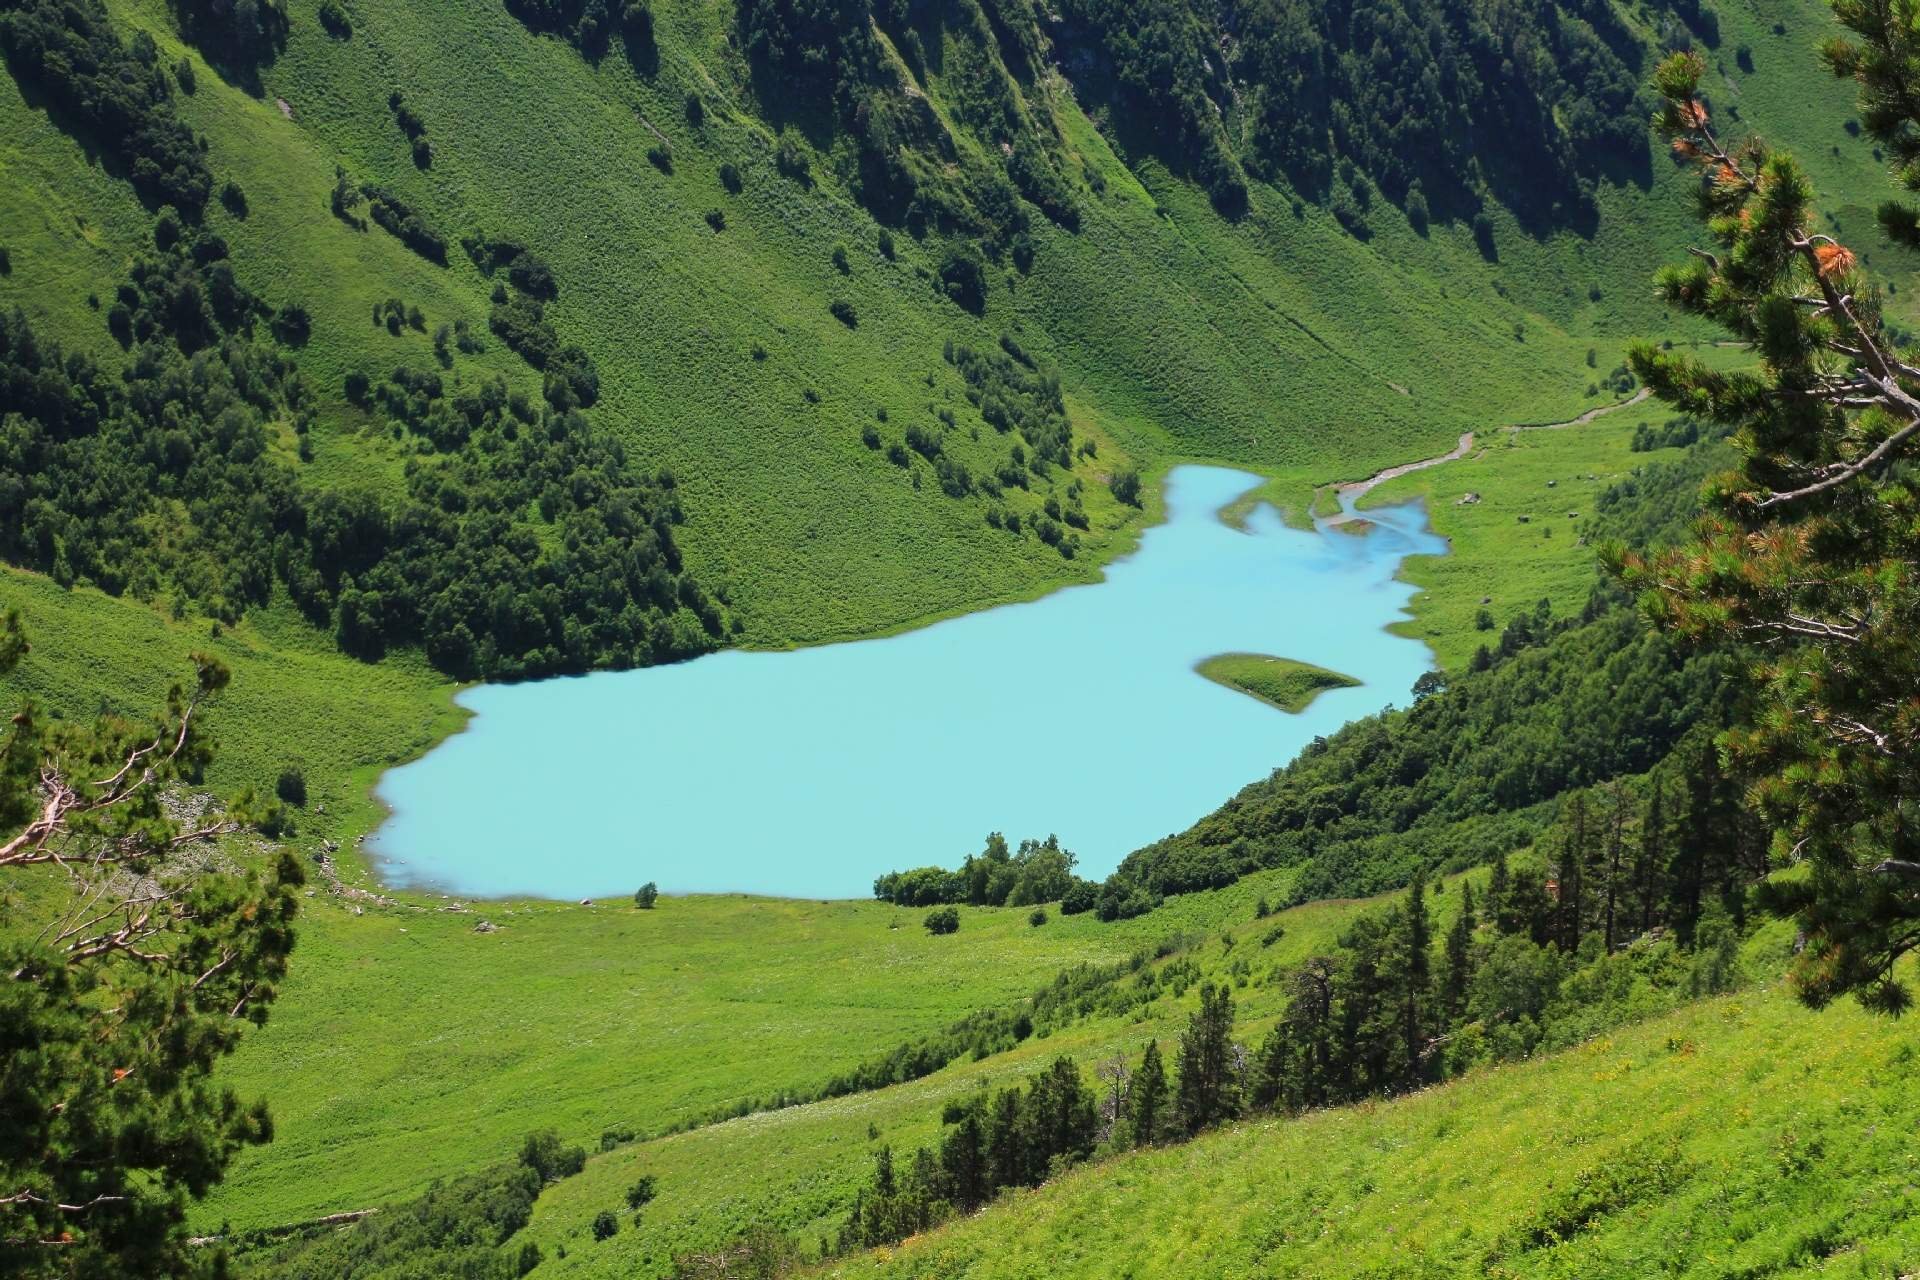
[1638,771,1668,934]
[1441,881,1477,1022]
[1558,792,1590,951]
[1602,781,1629,951]
[1400,872,1433,1086]
[0,620,302,1272]
[1174,983,1239,1135]
[1128,1039,1168,1145]
[1626,47,1920,1011]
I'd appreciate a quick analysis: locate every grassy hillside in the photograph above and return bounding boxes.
[6,0,1920,1269]
[823,970,1920,1279]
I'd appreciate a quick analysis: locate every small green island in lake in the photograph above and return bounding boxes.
[1194,653,1362,713]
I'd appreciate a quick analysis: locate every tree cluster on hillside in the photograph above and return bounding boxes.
[1070,559,1738,920]
[0,618,302,1276]
[0,0,215,217]
[874,832,1078,907]
[237,1129,598,1278]
[0,229,726,679]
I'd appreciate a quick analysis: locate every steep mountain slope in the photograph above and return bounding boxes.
[826,967,1920,1279]
[1,0,1904,672]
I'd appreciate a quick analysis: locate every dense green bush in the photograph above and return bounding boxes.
[0,0,213,216]
[923,906,960,935]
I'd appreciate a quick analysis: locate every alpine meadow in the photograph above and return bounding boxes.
[4,0,1920,1275]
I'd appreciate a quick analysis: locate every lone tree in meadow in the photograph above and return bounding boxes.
[634,881,659,909]
[0,610,302,1275]
[1623,39,1920,1012]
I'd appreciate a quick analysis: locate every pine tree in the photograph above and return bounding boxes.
[1558,792,1590,952]
[0,621,302,1272]
[1602,781,1629,952]
[1174,982,1239,1135]
[1400,872,1433,1086]
[1637,770,1668,935]
[1488,847,1516,934]
[1626,47,1920,1011]
[1127,1039,1168,1145]
[1441,881,1477,1022]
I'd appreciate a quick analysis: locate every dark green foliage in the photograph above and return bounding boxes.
[1127,1038,1168,1144]
[875,833,1079,908]
[1109,467,1141,506]
[1089,576,1739,919]
[625,1174,657,1210]
[276,766,308,807]
[1173,982,1238,1134]
[648,143,673,173]
[0,0,214,216]
[635,881,659,908]
[1626,46,1920,1012]
[829,298,858,327]
[842,1057,1096,1248]
[519,1130,587,1183]
[257,1157,548,1279]
[361,184,448,263]
[719,161,744,193]
[318,0,351,36]
[173,0,288,86]
[923,906,960,935]
[1054,0,1247,214]
[1028,907,1048,927]
[0,248,721,680]
[945,339,1073,470]
[938,244,987,313]
[592,1209,619,1239]
[705,207,727,231]
[0,638,301,1274]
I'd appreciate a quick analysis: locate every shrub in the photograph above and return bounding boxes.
[275,767,307,807]
[647,144,673,173]
[272,303,311,346]
[519,1130,587,1182]
[861,424,881,449]
[592,1210,618,1241]
[0,246,11,275]
[684,91,703,125]
[634,881,659,909]
[704,208,726,231]
[924,906,960,935]
[220,180,248,217]
[829,299,857,327]
[625,1174,657,1210]
[318,0,351,36]
[938,244,987,313]
[718,161,743,193]
[1109,467,1142,506]
[1028,907,1047,927]
[774,134,810,184]
[877,228,895,260]
[831,242,850,273]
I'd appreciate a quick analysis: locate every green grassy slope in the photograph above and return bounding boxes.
[233,863,1406,1266]
[2,0,1898,661]
[823,970,1920,1279]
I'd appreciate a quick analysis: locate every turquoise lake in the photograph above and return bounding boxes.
[369,465,1447,900]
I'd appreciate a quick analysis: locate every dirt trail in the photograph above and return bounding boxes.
[1320,388,1652,526]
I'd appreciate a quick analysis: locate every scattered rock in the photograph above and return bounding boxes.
[1480,596,1492,604]
[1516,514,1531,524]
[1455,492,1481,505]
[1567,511,1579,518]
[579,898,593,907]
[276,97,293,119]
[322,839,340,853]
[473,920,499,934]
[1546,479,1557,488]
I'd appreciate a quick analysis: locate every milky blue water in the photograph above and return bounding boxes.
[368,465,1447,900]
